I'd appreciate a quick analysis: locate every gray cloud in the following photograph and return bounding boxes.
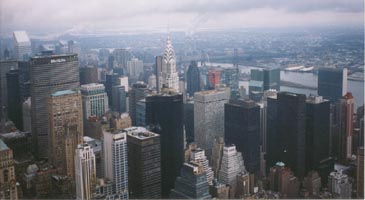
[0,0,363,37]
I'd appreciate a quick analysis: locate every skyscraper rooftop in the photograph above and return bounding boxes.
[13,31,31,45]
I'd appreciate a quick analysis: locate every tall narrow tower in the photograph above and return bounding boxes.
[161,35,179,92]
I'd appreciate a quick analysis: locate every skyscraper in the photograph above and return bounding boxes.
[75,143,97,200]
[145,91,184,197]
[30,54,80,158]
[79,67,98,85]
[83,136,103,179]
[126,127,161,198]
[328,170,352,199]
[249,68,280,100]
[103,129,129,199]
[48,90,83,179]
[194,89,230,157]
[221,67,239,99]
[305,95,331,172]
[266,94,279,172]
[337,92,354,163]
[218,144,246,197]
[129,82,149,125]
[186,61,201,97]
[80,83,109,120]
[135,99,146,126]
[155,56,163,93]
[170,162,211,199]
[104,73,119,106]
[357,147,364,199]
[126,58,144,80]
[224,99,261,175]
[269,162,300,198]
[6,69,23,130]
[318,68,347,102]
[277,92,306,178]
[207,70,221,89]
[185,145,214,185]
[0,60,18,121]
[0,139,18,200]
[112,85,127,113]
[184,99,194,145]
[13,31,31,61]
[161,35,179,91]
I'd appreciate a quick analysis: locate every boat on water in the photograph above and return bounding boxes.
[299,66,314,72]
[284,66,305,71]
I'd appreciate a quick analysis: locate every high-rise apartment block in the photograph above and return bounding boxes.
[30,54,80,157]
[81,83,109,120]
[126,127,161,198]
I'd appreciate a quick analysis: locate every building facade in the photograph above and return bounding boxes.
[103,129,129,199]
[13,31,31,61]
[129,82,149,125]
[337,92,354,164]
[30,54,80,158]
[170,162,211,199]
[145,91,184,197]
[126,127,161,198]
[0,139,18,200]
[80,83,109,120]
[194,89,230,157]
[305,95,331,172]
[218,145,246,197]
[277,92,306,178]
[224,99,261,175]
[48,90,83,179]
[318,68,347,102]
[186,61,201,97]
[75,143,97,200]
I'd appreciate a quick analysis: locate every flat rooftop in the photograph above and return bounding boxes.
[125,127,159,140]
[51,90,76,97]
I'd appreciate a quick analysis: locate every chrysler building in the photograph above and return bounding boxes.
[161,35,179,92]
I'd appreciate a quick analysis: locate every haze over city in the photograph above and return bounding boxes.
[1,0,364,37]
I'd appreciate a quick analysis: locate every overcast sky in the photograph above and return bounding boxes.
[0,0,363,37]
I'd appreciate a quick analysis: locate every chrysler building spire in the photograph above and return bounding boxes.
[161,34,179,92]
